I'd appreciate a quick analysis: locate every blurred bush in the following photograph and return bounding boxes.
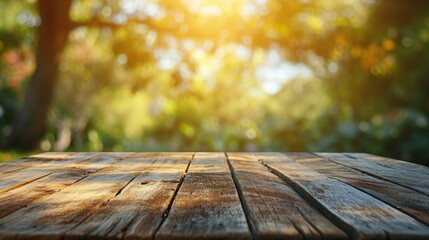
[0,0,428,165]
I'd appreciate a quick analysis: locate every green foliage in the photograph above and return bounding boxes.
[1,0,428,165]
[0,0,36,145]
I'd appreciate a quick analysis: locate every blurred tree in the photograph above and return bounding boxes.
[7,0,72,149]
[4,0,261,149]
[1,0,428,165]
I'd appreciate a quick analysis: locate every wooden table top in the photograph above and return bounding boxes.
[0,152,428,239]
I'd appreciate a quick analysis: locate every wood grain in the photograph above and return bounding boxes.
[289,152,429,226]
[0,152,428,240]
[226,152,347,239]
[330,153,429,196]
[258,152,429,239]
[0,152,75,177]
[0,152,100,195]
[64,152,193,240]
[0,153,156,240]
[0,154,118,219]
[156,152,251,239]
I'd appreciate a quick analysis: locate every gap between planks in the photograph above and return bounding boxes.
[296,153,429,227]
[226,152,346,240]
[155,152,251,239]
[225,152,257,239]
[63,152,194,240]
[0,153,122,219]
[151,152,194,239]
[1,152,428,240]
[0,152,76,177]
[71,156,161,239]
[0,153,105,195]
[0,153,157,239]
[321,153,429,197]
[257,153,429,240]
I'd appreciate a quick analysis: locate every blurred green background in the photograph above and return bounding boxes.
[1,0,429,165]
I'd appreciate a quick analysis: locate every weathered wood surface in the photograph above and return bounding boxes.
[66,152,193,240]
[290,153,429,226]
[226,152,346,239]
[0,152,75,176]
[0,154,118,219]
[258,152,429,239]
[337,153,429,195]
[0,153,146,239]
[0,152,93,194]
[156,152,251,239]
[0,152,428,240]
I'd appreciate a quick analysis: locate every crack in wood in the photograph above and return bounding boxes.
[0,154,124,223]
[225,152,258,240]
[327,172,429,228]
[1,152,428,239]
[255,154,355,239]
[151,152,195,240]
[320,153,429,197]
[0,172,53,195]
[60,154,160,239]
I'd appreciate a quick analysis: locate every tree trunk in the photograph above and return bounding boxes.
[6,0,72,150]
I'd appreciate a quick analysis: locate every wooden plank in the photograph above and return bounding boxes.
[156,152,251,239]
[0,154,119,219]
[328,153,429,196]
[0,153,158,240]
[0,152,75,176]
[289,152,429,226]
[226,152,347,239]
[0,152,100,195]
[347,153,429,173]
[64,152,193,240]
[27,152,77,159]
[258,152,429,239]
